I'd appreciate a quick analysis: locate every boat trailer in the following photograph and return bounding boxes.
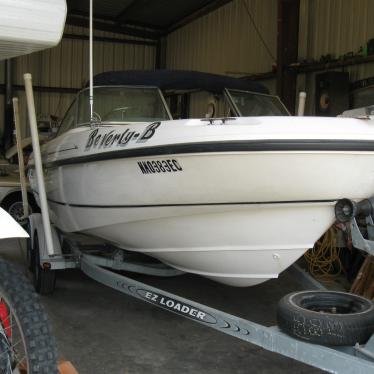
[25,210,374,374]
[20,74,374,373]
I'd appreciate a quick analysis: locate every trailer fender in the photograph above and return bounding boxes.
[28,213,62,258]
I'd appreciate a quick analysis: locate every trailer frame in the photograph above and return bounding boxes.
[25,211,374,374]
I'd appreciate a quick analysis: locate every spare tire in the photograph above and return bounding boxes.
[277,290,374,346]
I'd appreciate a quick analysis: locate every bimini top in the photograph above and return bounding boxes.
[92,70,269,95]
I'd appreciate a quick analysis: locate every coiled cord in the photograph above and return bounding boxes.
[304,226,344,282]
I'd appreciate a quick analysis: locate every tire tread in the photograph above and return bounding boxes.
[277,290,374,346]
[0,260,58,373]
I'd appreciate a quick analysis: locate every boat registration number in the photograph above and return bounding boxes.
[137,159,183,175]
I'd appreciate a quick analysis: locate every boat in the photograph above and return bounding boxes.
[0,0,66,60]
[28,70,374,287]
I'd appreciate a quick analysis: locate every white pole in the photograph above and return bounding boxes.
[89,0,94,123]
[24,73,55,256]
[297,91,307,116]
[12,97,29,219]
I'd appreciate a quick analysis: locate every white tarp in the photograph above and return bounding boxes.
[0,0,67,61]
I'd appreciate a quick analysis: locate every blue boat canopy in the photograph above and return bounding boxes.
[92,70,269,95]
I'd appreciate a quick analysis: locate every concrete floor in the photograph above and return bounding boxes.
[0,238,325,374]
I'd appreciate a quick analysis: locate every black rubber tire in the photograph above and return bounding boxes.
[0,329,10,372]
[0,259,58,373]
[277,290,374,346]
[33,234,56,295]
[1,193,39,226]
[25,220,34,272]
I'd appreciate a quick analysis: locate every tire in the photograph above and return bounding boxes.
[25,220,34,272]
[277,290,374,346]
[33,234,56,295]
[0,259,58,373]
[1,193,39,226]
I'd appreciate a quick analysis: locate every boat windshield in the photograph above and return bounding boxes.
[77,86,171,124]
[225,89,289,116]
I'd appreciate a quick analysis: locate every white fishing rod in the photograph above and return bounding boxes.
[12,97,29,220]
[24,73,55,256]
[89,0,94,124]
[297,91,307,116]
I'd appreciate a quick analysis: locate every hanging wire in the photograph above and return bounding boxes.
[241,0,276,63]
[304,226,345,283]
[53,93,63,118]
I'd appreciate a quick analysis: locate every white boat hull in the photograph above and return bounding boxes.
[44,201,334,286]
[29,116,374,286]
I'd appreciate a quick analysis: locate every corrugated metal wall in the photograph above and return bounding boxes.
[299,0,373,65]
[298,0,374,114]
[3,0,374,134]
[167,0,374,115]
[166,0,277,76]
[1,24,156,139]
[166,0,278,117]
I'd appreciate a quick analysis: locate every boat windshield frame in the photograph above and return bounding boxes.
[75,85,173,126]
[224,88,290,117]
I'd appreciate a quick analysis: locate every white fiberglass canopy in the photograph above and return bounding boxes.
[0,208,28,238]
[0,0,66,60]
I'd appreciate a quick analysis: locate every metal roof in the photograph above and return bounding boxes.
[66,0,233,39]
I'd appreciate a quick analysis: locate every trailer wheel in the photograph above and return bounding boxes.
[1,193,38,226]
[33,233,56,295]
[0,259,58,373]
[277,290,374,346]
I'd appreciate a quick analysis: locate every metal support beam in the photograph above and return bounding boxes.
[0,84,79,95]
[69,9,164,31]
[66,14,161,40]
[114,0,137,22]
[276,0,300,114]
[167,0,233,34]
[63,33,156,47]
[291,54,374,74]
[155,37,167,69]
[238,53,374,84]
